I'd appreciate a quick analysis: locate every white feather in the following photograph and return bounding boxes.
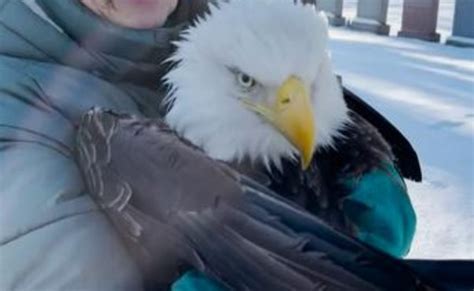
[164,0,349,168]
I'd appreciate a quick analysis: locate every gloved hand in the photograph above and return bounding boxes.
[172,271,225,291]
[342,162,416,258]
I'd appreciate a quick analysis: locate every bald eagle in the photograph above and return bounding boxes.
[165,0,345,170]
[163,0,415,245]
[75,1,468,290]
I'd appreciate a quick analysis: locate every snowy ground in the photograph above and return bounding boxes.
[328,25,474,259]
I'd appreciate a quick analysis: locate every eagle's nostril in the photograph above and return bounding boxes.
[281,98,291,104]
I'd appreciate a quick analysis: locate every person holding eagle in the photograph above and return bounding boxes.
[0,0,421,290]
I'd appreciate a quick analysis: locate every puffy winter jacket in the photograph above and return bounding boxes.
[0,0,207,289]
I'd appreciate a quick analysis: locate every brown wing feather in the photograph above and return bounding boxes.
[76,108,431,291]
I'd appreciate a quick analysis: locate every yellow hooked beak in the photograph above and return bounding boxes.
[241,76,316,169]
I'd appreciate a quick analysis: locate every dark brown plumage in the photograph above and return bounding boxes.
[262,111,397,236]
[76,108,436,291]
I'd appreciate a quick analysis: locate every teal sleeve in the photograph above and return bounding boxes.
[171,271,226,291]
[342,163,416,258]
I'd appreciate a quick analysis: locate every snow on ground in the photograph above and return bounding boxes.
[328,26,474,259]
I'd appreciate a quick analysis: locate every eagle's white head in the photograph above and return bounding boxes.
[164,0,348,170]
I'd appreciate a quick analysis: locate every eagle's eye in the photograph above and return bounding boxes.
[237,72,256,89]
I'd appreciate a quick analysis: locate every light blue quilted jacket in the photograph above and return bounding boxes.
[0,0,199,289]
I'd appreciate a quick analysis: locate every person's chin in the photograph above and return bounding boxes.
[113,1,175,29]
[129,16,166,29]
[121,0,161,7]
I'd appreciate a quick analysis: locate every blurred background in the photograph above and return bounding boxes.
[343,0,455,39]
